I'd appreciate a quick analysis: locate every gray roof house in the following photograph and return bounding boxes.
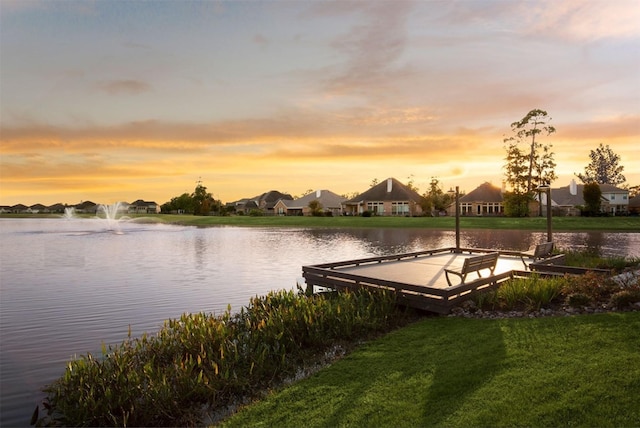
[343,178,424,216]
[232,190,293,215]
[543,180,629,216]
[273,190,347,216]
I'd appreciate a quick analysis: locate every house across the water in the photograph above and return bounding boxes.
[342,177,424,216]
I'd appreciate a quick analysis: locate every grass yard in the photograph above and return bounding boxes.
[139,214,640,231]
[220,312,640,428]
[4,213,640,231]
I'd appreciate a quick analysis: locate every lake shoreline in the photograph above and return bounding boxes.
[4,214,639,232]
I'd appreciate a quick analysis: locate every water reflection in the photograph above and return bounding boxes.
[0,219,638,426]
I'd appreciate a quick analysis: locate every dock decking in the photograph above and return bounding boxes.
[302,247,540,314]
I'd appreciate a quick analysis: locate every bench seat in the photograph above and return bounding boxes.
[444,252,499,287]
[521,242,554,269]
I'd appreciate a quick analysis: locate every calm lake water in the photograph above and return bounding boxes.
[1,218,639,426]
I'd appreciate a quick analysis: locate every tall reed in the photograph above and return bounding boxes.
[474,274,566,312]
[34,288,409,427]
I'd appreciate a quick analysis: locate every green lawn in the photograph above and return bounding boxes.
[140,214,640,231]
[4,213,639,231]
[220,312,640,428]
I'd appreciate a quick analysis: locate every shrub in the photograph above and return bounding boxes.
[566,292,593,308]
[561,272,619,302]
[610,289,640,309]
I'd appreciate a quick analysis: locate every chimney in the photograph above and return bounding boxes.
[387,178,393,193]
[316,190,321,198]
[570,179,577,196]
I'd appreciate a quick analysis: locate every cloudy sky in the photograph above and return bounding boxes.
[1,0,638,206]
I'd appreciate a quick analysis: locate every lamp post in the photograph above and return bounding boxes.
[448,186,461,252]
[537,183,552,242]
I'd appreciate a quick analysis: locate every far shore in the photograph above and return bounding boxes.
[3,213,640,232]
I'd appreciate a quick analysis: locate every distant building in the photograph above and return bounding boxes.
[230,191,293,215]
[74,201,98,214]
[11,204,29,213]
[543,180,629,216]
[128,200,160,214]
[342,178,424,216]
[273,190,346,216]
[28,204,47,214]
[447,182,505,217]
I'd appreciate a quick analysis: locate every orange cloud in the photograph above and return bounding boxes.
[96,79,152,95]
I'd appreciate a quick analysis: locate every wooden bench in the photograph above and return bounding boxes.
[444,252,499,287]
[520,242,554,268]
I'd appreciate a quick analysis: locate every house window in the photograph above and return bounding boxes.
[367,202,384,214]
[623,195,628,200]
[391,202,409,215]
[610,195,616,201]
[461,203,472,214]
[485,202,503,214]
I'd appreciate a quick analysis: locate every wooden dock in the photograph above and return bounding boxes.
[302,247,541,314]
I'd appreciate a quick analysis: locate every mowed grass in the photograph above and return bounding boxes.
[220,312,640,428]
[142,214,640,231]
[5,213,640,231]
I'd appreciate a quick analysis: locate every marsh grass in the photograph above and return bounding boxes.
[562,249,639,271]
[475,271,640,313]
[475,274,566,311]
[34,289,413,427]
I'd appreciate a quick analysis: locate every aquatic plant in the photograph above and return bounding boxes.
[33,288,410,427]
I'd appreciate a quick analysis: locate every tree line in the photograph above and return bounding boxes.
[161,110,634,217]
[501,108,632,216]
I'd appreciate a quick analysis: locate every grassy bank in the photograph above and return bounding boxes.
[4,213,640,231]
[146,214,640,231]
[221,312,640,428]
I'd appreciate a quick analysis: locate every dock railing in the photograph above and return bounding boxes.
[302,246,612,314]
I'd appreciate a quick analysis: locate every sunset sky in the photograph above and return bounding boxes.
[1,0,638,206]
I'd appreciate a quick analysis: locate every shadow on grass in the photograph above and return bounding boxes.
[417,318,507,426]
[221,317,507,427]
[222,314,640,427]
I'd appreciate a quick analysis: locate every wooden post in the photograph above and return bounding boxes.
[455,186,461,252]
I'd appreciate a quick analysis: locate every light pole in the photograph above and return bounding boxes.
[537,183,552,242]
[448,186,461,252]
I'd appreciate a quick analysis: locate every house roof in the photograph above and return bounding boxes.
[459,182,503,203]
[75,201,97,209]
[130,199,157,207]
[285,190,347,209]
[242,190,293,209]
[598,184,628,193]
[628,195,640,208]
[548,185,584,207]
[345,178,423,203]
[262,191,293,209]
[550,183,626,207]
